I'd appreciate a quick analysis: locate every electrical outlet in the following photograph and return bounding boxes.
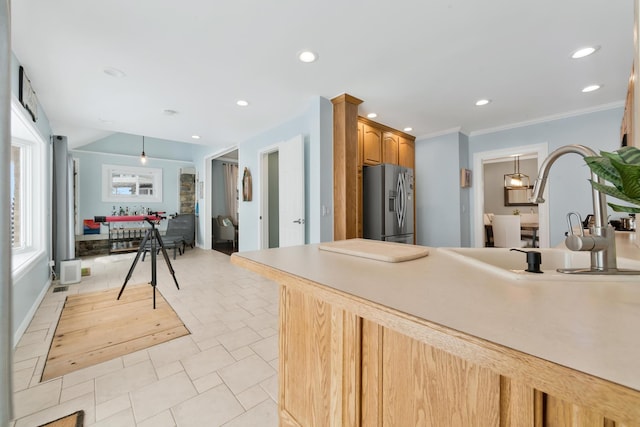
[49,260,55,267]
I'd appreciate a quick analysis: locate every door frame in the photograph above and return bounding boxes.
[472,143,550,248]
[203,146,238,250]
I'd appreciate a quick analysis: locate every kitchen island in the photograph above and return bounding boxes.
[231,238,640,426]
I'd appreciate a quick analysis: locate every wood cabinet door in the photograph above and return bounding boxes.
[382,132,399,165]
[362,321,501,426]
[280,286,360,427]
[399,136,415,169]
[363,124,382,165]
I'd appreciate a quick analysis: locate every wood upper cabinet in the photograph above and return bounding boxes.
[398,136,415,169]
[363,124,382,165]
[382,132,399,164]
[622,65,635,147]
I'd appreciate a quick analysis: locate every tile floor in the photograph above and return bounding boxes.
[10,248,280,427]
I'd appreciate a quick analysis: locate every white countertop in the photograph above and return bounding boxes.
[234,235,640,392]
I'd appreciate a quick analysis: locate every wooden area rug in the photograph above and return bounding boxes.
[42,284,189,381]
[38,410,84,427]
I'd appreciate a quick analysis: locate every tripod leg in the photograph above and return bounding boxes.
[117,228,152,300]
[154,229,181,291]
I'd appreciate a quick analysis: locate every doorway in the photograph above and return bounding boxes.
[473,143,550,248]
[259,134,305,249]
[207,149,238,254]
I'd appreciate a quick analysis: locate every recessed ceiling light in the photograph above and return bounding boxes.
[367,113,377,119]
[404,127,413,132]
[298,50,318,63]
[475,99,491,106]
[103,67,126,78]
[571,46,599,59]
[236,100,249,107]
[191,135,201,140]
[582,84,601,93]
[163,109,179,116]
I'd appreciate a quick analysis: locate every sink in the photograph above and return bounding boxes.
[439,247,640,281]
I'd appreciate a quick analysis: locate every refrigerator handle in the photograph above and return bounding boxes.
[396,173,405,229]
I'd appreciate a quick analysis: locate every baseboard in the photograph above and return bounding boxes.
[14,278,51,348]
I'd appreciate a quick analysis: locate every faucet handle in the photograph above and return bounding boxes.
[566,212,584,237]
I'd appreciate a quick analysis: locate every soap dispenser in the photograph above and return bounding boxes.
[510,249,543,273]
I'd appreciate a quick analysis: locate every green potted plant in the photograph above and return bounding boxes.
[584,146,640,214]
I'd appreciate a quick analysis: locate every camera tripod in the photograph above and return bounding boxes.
[117,217,180,309]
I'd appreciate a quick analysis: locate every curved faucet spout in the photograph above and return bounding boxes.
[530,144,607,229]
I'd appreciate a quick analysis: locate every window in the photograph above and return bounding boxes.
[102,165,163,203]
[11,96,46,277]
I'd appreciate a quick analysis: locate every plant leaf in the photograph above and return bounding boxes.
[584,156,622,188]
[617,146,640,165]
[607,202,640,213]
[600,150,623,163]
[589,179,640,206]
[611,159,640,199]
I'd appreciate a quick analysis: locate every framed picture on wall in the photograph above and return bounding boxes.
[18,66,38,122]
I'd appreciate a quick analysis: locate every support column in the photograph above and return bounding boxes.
[332,94,362,241]
[0,1,14,425]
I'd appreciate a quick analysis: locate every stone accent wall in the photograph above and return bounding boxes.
[180,173,196,214]
[75,239,110,257]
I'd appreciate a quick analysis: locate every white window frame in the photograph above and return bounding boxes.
[11,96,46,279]
[101,164,163,203]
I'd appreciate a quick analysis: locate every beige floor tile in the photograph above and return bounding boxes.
[250,335,278,362]
[171,384,244,427]
[93,408,136,427]
[60,379,94,402]
[130,371,197,422]
[95,360,157,404]
[235,384,269,410]
[13,392,95,427]
[192,372,223,394]
[95,394,131,421]
[136,410,176,427]
[147,335,199,368]
[260,374,278,402]
[216,327,263,352]
[181,345,235,381]
[13,249,283,427]
[13,378,62,419]
[218,355,276,395]
[155,360,184,379]
[62,357,124,388]
[221,399,278,427]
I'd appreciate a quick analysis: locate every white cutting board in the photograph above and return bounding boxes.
[319,238,429,263]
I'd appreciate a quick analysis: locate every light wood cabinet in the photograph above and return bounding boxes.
[271,277,640,427]
[363,124,382,165]
[357,123,364,237]
[399,136,415,169]
[382,131,399,164]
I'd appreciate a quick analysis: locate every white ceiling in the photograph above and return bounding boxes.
[10,0,635,149]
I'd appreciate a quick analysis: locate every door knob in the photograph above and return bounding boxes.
[293,219,305,224]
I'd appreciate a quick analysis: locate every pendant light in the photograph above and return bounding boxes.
[140,136,147,164]
[504,156,529,188]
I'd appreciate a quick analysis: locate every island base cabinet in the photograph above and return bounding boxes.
[278,284,640,427]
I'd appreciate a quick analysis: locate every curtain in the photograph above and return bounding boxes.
[52,135,73,269]
[223,163,238,225]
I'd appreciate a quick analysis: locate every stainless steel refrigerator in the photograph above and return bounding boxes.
[363,163,414,244]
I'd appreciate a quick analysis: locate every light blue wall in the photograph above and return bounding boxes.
[415,132,463,247]
[458,133,471,247]
[9,52,54,344]
[468,107,623,247]
[71,149,195,231]
[237,96,333,251]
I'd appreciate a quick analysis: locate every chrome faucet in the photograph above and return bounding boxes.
[531,144,619,273]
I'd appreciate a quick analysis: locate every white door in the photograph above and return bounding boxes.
[278,134,305,247]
